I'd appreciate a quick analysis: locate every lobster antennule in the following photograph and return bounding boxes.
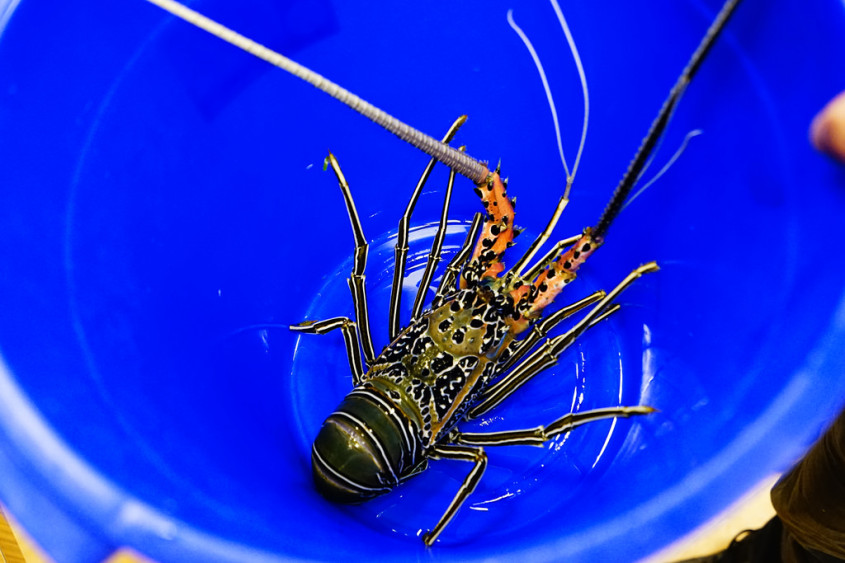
[145,0,490,184]
[591,0,742,241]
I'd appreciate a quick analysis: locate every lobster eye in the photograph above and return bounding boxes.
[311,414,394,504]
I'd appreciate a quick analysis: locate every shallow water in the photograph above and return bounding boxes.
[1,0,844,561]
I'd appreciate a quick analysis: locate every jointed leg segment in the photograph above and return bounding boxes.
[290,317,365,385]
[422,444,487,547]
[425,404,653,546]
[497,288,605,373]
[411,147,464,320]
[454,405,654,447]
[390,116,468,340]
[431,212,483,310]
[325,153,377,368]
[470,262,658,419]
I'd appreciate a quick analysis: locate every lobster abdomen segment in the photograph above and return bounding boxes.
[311,388,423,503]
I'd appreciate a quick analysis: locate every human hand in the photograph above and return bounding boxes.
[811,90,845,163]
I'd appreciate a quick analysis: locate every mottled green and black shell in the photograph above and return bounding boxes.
[311,286,514,502]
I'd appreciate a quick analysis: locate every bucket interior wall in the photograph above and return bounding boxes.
[1,0,845,561]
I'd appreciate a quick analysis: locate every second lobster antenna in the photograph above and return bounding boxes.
[145,0,490,184]
[508,0,590,276]
[592,0,742,241]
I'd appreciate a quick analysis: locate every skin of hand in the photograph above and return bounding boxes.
[810,90,845,163]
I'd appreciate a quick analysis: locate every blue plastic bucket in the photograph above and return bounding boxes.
[1,0,845,561]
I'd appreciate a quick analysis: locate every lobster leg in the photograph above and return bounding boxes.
[496,288,606,373]
[390,116,468,340]
[470,304,620,419]
[325,153,377,368]
[431,212,483,310]
[290,317,365,385]
[411,148,464,320]
[452,405,654,447]
[422,443,487,547]
[470,262,658,418]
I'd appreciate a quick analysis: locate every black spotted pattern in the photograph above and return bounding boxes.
[377,317,431,364]
[362,281,525,446]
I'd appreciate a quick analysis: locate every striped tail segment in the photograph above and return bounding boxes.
[311,387,423,503]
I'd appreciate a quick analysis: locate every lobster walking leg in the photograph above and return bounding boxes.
[290,317,365,385]
[470,305,620,419]
[325,153,377,367]
[411,148,464,320]
[422,444,487,547]
[453,405,654,447]
[497,288,606,373]
[471,262,658,418]
[389,116,468,340]
[431,212,483,310]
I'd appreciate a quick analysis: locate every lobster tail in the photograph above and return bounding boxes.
[592,0,742,241]
[312,388,423,503]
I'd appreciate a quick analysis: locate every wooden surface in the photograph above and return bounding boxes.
[640,474,779,562]
[2,486,778,563]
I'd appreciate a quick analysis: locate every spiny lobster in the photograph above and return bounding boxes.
[146,0,742,546]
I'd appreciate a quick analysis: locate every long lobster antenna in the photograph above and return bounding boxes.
[145,0,490,184]
[592,0,742,240]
